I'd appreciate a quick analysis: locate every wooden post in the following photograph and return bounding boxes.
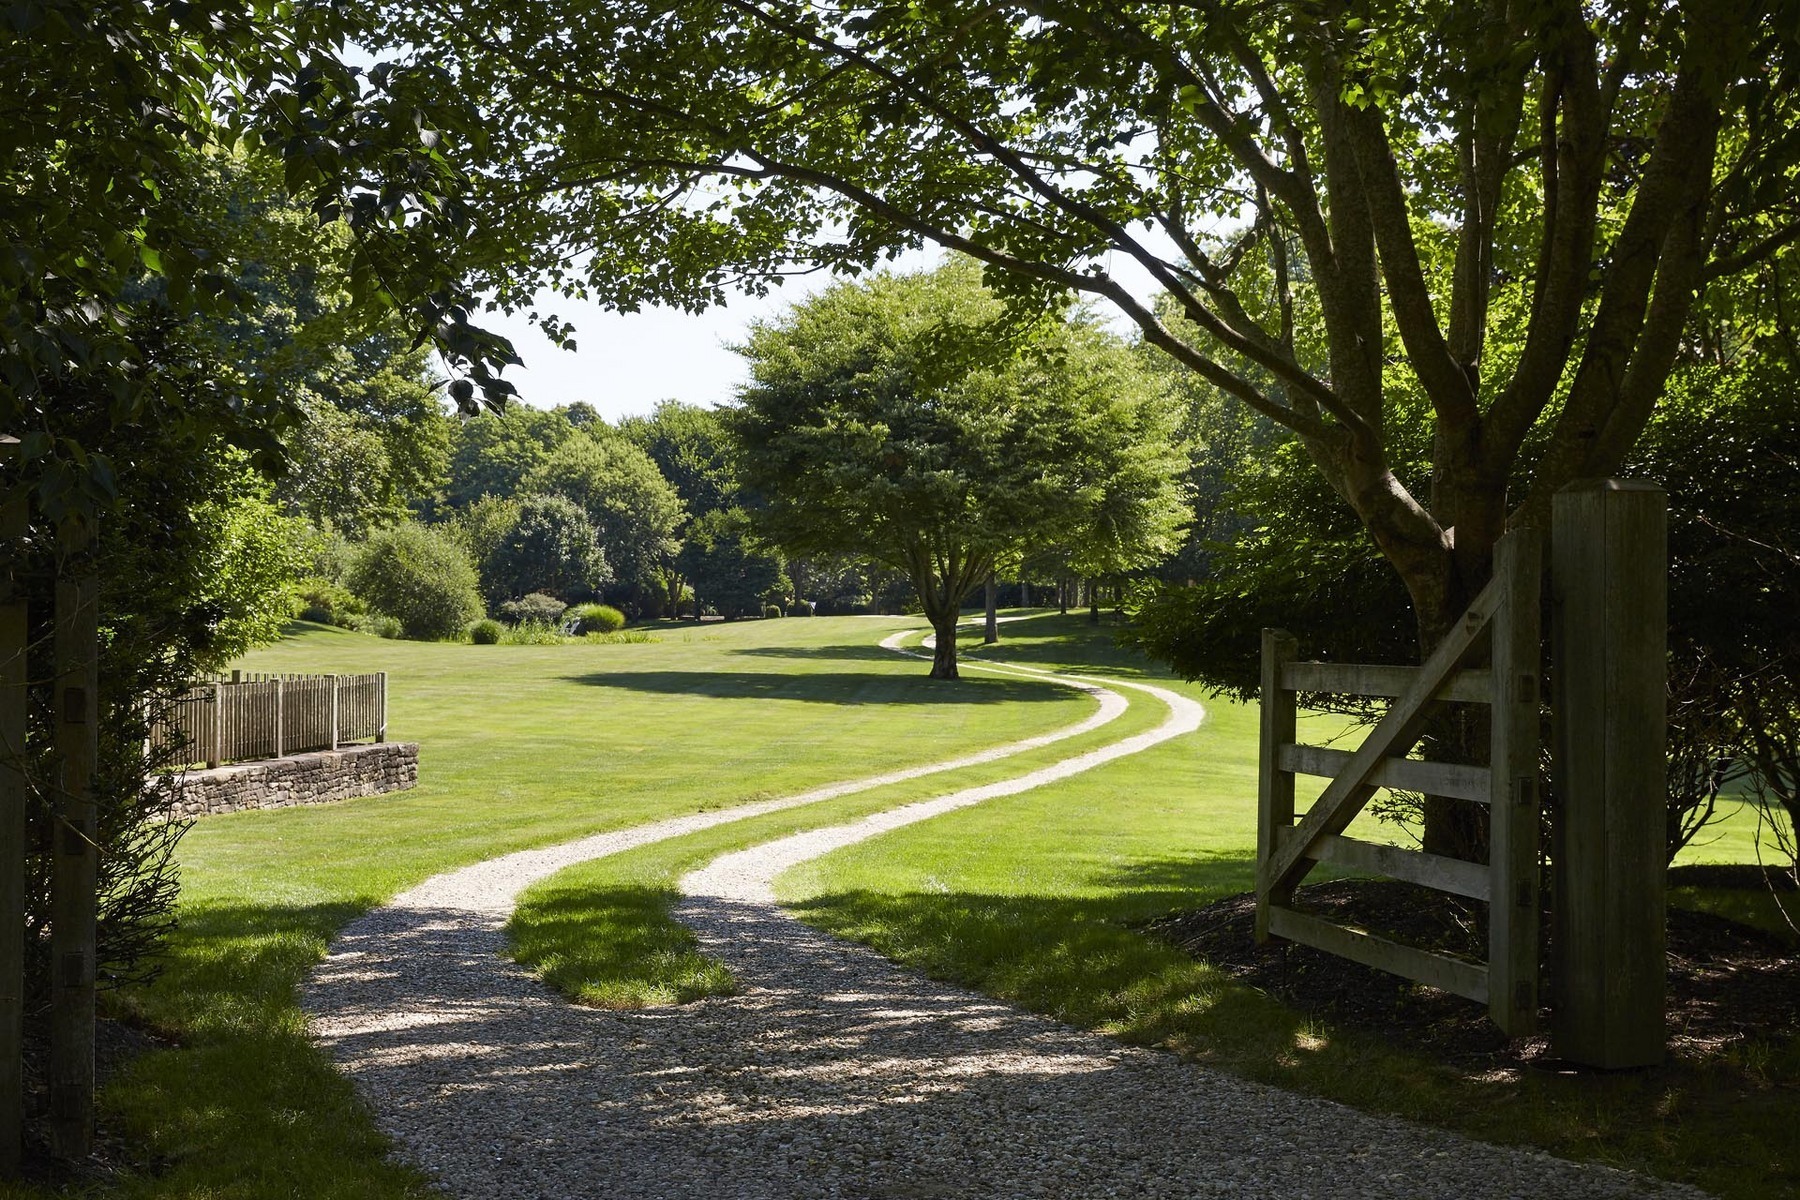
[49,538,99,1159]
[208,682,223,768]
[272,677,284,759]
[0,439,25,1176]
[1487,528,1542,1036]
[328,674,340,751]
[1551,480,1667,1068]
[376,672,387,743]
[1255,629,1299,942]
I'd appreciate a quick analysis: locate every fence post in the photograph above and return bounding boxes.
[328,675,339,751]
[1255,629,1298,942]
[1487,529,1542,1036]
[376,672,387,743]
[272,678,284,759]
[209,682,224,768]
[1551,480,1667,1068]
[49,537,99,1160]
[0,439,25,1177]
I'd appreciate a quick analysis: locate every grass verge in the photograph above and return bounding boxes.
[51,615,1092,1199]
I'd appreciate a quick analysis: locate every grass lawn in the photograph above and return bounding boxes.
[30,610,1792,1198]
[56,615,1094,1199]
[773,618,1796,1200]
[511,614,1796,1197]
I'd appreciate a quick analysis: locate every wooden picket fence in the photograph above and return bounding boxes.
[1256,529,1542,1035]
[151,672,386,769]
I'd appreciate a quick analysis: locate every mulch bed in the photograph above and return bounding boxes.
[18,1015,173,1188]
[1142,868,1800,1074]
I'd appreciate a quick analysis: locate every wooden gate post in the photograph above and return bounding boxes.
[1255,629,1298,942]
[1487,529,1543,1035]
[49,531,100,1159]
[0,440,26,1176]
[1550,480,1667,1069]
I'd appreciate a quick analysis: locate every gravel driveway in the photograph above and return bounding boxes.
[303,631,1706,1200]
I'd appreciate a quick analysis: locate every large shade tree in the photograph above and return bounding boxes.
[734,263,1187,677]
[373,0,1800,848]
[4,1,524,1157]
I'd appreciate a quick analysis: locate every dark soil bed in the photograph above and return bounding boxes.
[19,1015,172,1188]
[1143,872,1800,1073]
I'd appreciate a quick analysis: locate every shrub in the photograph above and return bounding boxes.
[499,592,568,626]
[482,494,610,605]
[346,522,485,640]
[499,619,570,645]
[788,602,812,617]
[469,618,504,645]
[762,604,783,619]
[356,613,404,640]
[291,578,367,627]
[567,602,626,634]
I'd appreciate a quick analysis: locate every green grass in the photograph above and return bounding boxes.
[508,626,1179,1008]
[72,614,1096,1199]
[508,615,1794,1199]
[765,620,1797,1200]
[45,610,1794,1198]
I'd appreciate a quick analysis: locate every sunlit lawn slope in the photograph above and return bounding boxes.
[77,615,1092,1199]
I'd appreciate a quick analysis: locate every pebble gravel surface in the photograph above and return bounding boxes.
[304,632,1706,1200]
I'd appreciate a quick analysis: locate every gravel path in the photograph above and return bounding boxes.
[304,627,1706,1200]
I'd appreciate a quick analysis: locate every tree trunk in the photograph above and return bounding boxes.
[930,612,959,679]
[1087,577,1100,625]
[1020,579,1031,607]
[1058,577,1068,615]
[983,573,998,644]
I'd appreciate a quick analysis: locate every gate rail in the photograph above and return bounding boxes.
[1256,529,1542,1034]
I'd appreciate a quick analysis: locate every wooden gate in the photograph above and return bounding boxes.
[1256,529,1543,1035]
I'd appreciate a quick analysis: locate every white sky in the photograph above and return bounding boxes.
[484,247,939,422]
[481,246,1167,423]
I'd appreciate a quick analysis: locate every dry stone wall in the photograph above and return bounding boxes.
[163,742,419,819]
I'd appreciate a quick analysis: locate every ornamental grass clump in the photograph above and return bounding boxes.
[468,618,504,644]
[566,602,626,634]
[499,620,570,645]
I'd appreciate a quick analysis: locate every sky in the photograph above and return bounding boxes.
[482,246,1168,424]
[484,247,940,423]
[482,282,818,422]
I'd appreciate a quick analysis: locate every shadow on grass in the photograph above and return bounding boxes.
[561,669,1071,704]
[959,615,1163,676]
[730,642,918,663]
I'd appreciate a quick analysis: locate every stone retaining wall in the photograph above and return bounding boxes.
[163,741,419,819]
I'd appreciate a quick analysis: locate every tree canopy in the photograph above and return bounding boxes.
[734,262,1187,677]
[370,0,1800,652]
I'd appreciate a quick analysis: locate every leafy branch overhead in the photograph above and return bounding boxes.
[2,0,523,523]
[371,0,1800,648]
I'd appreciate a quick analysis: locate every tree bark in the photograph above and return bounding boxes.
[930,613,959,679]
[1087,577,1100,624]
